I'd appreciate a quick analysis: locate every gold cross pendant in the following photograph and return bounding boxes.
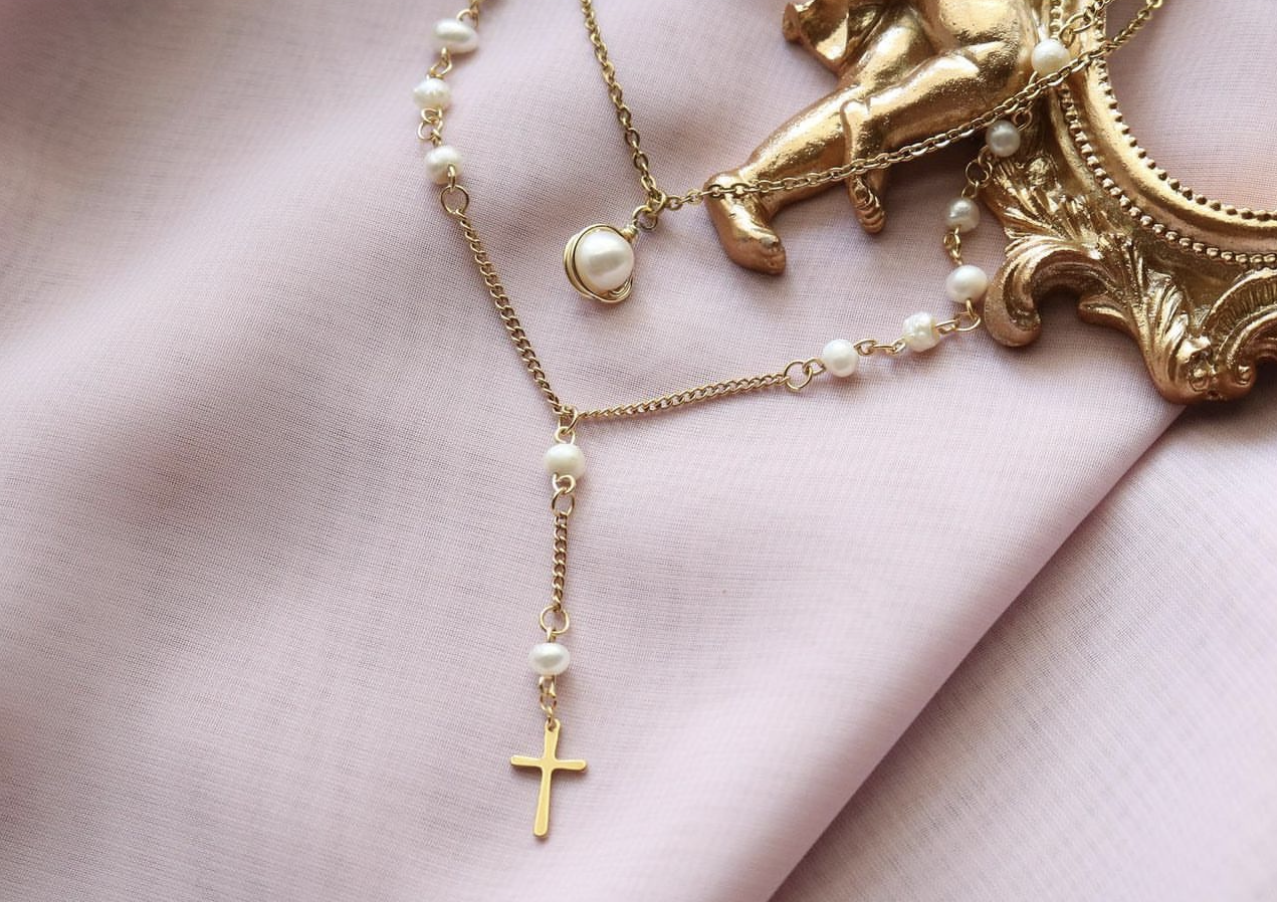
[510,719,587,838]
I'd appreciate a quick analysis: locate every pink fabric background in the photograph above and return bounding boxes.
[0,1,1273,900]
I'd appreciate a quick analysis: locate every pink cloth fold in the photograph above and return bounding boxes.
[772,388,1277,901]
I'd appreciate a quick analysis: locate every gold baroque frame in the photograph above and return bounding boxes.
[982,2,1277,403]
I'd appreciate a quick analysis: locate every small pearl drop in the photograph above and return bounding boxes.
[573,228,634,300]
[1032,38,1072,77]
[433,19,479,54]
[412,77,451,111]
[945,197,981,233]
[544,443,586,479]
[902,312,940,352]
[424,145,461,184]
[946,264,989,303]
[821,339,860,378]
[986,120,1022,158]
[530,643,571,677]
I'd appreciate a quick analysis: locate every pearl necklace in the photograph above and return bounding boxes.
[413,0,1165,838]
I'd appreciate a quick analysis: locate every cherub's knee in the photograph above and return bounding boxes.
[961,37,1033,94]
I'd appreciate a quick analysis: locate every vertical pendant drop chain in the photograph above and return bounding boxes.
[508,444,585,839]
[538,417,580,732]
[414,0,1165,838]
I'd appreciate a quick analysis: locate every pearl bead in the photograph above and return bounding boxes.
[530,642,571,677]
[821,339,860,378]
[412,77,451,111]
[902,312,940,352]
[424,145,461,184]
[433,19,479,54]
[572,227,634,300]
[945,264,989,303]
[1032,38,1072,77]
[945,197,981,233]
[986,120,1022,158]
[544,443,586,479]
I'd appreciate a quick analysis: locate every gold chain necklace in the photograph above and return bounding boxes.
[413,0,1164,838]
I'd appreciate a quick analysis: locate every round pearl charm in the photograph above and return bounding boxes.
[530,642,571,677]
[433,19,479,54]
[986,120,1022,158]
[570,227,635,301]
[424,145,461,184]
[412,77,451,111]
[1032,38,1072,77]
[902,312,941,352]
[945,197,981,234]
[544,443,586,479]
[945,264,989,303]
[821,339,860,378]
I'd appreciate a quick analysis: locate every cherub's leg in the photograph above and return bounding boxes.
[843,17,1035,233]
[706,90,852,274]
[706,8,933,274]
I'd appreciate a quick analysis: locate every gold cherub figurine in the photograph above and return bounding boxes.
[706,0,1035,273]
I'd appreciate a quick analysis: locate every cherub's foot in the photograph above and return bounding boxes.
[841,100,889,234]
[848,173,886,234]
[704,172,788,275]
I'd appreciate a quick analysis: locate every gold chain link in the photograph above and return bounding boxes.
[1059,0,1123,44]
[538,675,558,722]
[544,474,575,635]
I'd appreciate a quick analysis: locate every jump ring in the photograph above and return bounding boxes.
[540,606,570,636]
[783,359,821,392]
[440,181,470,217]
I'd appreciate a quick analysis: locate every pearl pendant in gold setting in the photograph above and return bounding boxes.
[564,224,636,304]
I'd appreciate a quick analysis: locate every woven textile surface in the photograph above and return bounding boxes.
[1,1,1274,899]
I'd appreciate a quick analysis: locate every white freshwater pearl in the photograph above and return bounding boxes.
[529,642,571,677]
[945,197,981,233]
[424,145,462,184]
[433,19,479,54]
[1032,38,1072,77]
[412,77,451,111]
[544,443,586,479]
[902,312,940,352]
[986,120,1022,158]
[945,264,989,303]
[821,339,860,378]
[573,228,634,300]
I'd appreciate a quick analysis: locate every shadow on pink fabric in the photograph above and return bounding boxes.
[0,1,1272,900]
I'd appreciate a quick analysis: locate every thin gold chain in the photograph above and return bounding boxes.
[1059,0,1123,43]
[445,197,566,415]
[578,0,666,210]
[577,371,795,422]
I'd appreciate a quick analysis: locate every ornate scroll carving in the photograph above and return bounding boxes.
[983,89,1277,403]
